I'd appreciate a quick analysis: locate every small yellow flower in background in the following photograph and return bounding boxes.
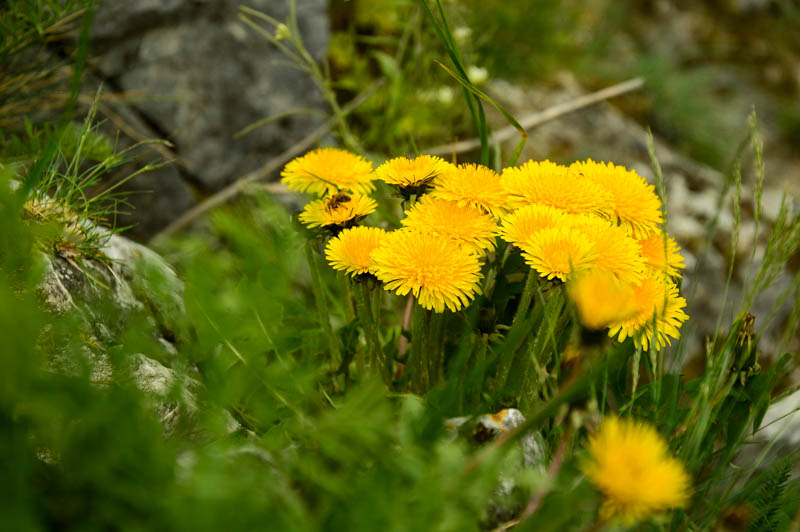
[373,155,454,192]
[582,416,691,525]
[281,148,375,196]
[567,269,638,330]
[570,159,663,239]
[501,159,614,215]
[431,163,508,218]
[401,196,499,254]
[638,230,686,279]
[571,216,646,285]
[520,225,597,282]
[371,230,483,313]
[607,274,689,350]
[298,193,377,229]
[499,204,570,249]
[325,226,386,277]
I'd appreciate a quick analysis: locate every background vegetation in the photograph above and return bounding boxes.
[1,1,799,530]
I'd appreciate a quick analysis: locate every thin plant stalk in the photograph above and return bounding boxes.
[354,280,387,383]
[512,269,537,327]
[428,311,446,385]
[408,303,429,393]
[305,241,341,387]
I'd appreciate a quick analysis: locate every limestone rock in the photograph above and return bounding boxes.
[37,228,198,434]
[89,0,330,239]
[446,408,546,527]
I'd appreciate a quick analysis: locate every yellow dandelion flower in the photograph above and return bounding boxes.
[281,148,375,196]
[325,226,386,277]
[582,416,691,524]
[401,196,499,254]
[371,230,483,313]
[607,275,689,350]
[520,225,597,282]
[298,193,377,229]
[571,215,646,284]
[570,159,663,238]
[500,159,614,215]
[499,204,570,249]
[431,163,508,218]
[374,155,454,192]
[637,230,686,279]
[567,269,638,330]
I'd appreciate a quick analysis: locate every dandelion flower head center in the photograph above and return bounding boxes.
[499,204,568,249]
[281,148,375,196]
[325,226,386,276]
[298,193,377,229]
[371,230,482,312]
[432,163,508,217]
[570,159,663,238]
[402,196,498,253]
[521,225,598,281]
[583,416,690,524]
[374,155,454,188]
[501,160,614,215]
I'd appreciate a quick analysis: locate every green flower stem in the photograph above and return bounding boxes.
[512,269,538,328]
[495,270,539,393]
[370,282,382,323]
[355,281,387,383]
[429,311,446,385]
[409,303,428,393]
[342,276,355,321]
[305,241,341,383]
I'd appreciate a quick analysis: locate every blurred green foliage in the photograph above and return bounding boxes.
[329,0,800,170]
[2,1,800,530]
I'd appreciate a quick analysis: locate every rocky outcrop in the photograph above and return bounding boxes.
[89,0,329,239]
[446,408,546,527]
[38,229,209,436]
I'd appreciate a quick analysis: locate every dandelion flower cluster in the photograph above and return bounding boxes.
[499,157,689,349]
[582,416,691,524]
[283,147,689,342]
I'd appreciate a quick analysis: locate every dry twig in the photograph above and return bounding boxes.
[423,77,644,157]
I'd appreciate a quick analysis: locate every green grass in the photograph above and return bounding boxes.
[2,1,799,530]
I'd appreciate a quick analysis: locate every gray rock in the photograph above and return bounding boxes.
[89,0,330,239]
[129,353,200,437]
[36,224,200,434]
[39,229,189,350]
[446,408,546,527]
